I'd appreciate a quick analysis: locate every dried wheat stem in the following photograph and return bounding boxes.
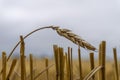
[7,26,54,61]
[7,26,96,62]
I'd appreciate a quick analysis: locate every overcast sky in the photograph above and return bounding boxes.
[0,0,120,59]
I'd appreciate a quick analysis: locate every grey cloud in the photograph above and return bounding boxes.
[0,0,120,58]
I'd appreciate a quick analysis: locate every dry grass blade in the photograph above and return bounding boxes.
[26,68,36,80]
[6,59,17,80]
[83,66,103,80]
[34,64,55,80]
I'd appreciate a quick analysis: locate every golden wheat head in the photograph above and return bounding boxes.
[51,26,96,51]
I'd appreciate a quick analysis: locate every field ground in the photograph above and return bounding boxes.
[0,58,117,80]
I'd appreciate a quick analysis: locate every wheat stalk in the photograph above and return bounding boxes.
[7,26,96,62]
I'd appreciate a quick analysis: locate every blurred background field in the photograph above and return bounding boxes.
[0,57,117,80]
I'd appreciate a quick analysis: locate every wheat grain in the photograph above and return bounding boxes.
[51,26,96,51]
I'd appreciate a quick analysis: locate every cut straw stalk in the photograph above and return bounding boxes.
[98,43,102,80]
[70,48,73,80]
[65,53,69,80]
[53,45,66,80]
[2,52,7,80]
[45,58,49,80]
[78,47,83,80]
[101,41,106,80]
[20,36,26,80]
[68,47,72,80]
[53,45,59,80]
[89,52,95,80]
[29,54,33,80]
[59,47,65,80]
[98,41,106,80]
[113,48,119,80]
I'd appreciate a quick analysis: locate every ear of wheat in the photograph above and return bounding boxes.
[7,26,96,61]
[51,26,96,51]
